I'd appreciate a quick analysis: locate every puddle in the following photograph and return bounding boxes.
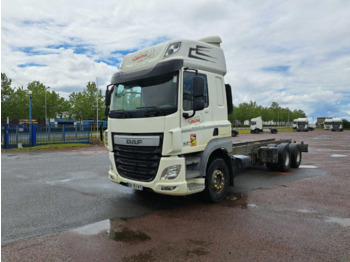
[109,226,151,242]
[73,220,110,235]
[296,209,315,213]
[299,165,317,169]
[222,193,249,208]
[330,154,348,158]
[73,217,127,236]
[325,217,350,227]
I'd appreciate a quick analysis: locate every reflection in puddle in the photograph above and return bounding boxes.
[330,154,348,158]
[325,217,350,227]
[299,165,317,169]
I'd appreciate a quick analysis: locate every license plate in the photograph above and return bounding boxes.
[127,183,143,191]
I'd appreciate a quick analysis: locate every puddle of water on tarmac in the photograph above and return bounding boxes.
[109,226,151,242]
[222,193,249,209]
[330,154,348,158]
[296,209,314,213]
[299,165,317,169]
[72,219,110,235]
[325,217,350,227]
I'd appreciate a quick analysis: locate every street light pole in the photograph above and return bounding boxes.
[45,86,50,131]
[29,91,33,125]
[28,90,33,145]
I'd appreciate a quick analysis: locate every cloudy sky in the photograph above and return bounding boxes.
[2,0,350,120]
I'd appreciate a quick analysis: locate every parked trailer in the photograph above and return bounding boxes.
[104,36,309,202]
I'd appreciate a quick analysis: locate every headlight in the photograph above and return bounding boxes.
[164,42,181,58]
[161,165,181,180]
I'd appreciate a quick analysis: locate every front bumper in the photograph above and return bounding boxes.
[108,152,205,196]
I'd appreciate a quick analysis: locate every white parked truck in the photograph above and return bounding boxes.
[295,118,309,132]
[250,116,278,134]
[324,119,332,130]
[104,36,308,202]
[330,118,343,132]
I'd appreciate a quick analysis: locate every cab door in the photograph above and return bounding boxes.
[180,70,212,154]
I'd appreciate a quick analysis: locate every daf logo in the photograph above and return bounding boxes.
[126,139,142,145]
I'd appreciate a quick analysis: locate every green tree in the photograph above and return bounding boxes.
[1,73,14,121]
[69,82,104,122]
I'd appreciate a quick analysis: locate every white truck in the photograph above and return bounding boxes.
[295,118,309,132]
[330,118,343,132]
[104,36,308,202]
[324,119,332,130]
[250,116,278,134]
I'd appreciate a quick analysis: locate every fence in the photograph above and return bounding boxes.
[1,124,91,149]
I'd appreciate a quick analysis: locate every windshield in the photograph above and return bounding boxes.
[297,122,307,125]
[109,72,178,118]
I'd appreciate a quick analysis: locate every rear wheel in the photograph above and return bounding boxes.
[276,143,291,172]
[202,158,230,202]
[289,143,302,168]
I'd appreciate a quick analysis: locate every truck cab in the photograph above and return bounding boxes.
[296,118,309,132]
[250,116,263,133]
[324,119,332,130]
[331,118,343,131]
[104,36,234,201]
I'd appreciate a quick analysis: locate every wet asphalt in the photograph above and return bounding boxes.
[2,130,350,261]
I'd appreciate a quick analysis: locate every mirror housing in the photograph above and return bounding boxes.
[193,100,204,111]
[105,89,111,106]
[193,76,204,97]
[182,76,205,119]
[104,107,110,117]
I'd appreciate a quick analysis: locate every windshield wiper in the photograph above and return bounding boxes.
[136,106,164,117]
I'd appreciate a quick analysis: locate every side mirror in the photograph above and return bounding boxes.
[193,100,204,111]
[105,89,111,106]
[104,107,110,117]
[193,76,204,98]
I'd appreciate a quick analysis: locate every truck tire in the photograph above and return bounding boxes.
[289,143,302,168]
[271,129,278,134]
[232,130,238,137]
[202,158,230,203]
[276,143,291,172]
[254,129,260,134]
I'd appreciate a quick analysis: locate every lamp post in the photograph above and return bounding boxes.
[28,90,33,145]
[45,86,50,131]
[28,90,33,125]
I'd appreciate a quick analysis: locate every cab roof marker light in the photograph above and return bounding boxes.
[164,42,181,58]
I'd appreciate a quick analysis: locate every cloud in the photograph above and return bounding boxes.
[1,0,350,119]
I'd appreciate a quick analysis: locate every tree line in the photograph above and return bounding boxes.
[2,72,307,126]
[1,73,105,124]
[229,101,306,125]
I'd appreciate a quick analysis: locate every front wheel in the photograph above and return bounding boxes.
[202,158,230,203]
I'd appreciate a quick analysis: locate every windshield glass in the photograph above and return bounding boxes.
[297,122,307,125]
[109,72,178,118]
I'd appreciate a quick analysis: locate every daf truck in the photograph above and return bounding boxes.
[104,36,308,202]
[250,116,278,134]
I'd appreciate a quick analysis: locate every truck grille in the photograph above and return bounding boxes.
[113,134,162,182]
